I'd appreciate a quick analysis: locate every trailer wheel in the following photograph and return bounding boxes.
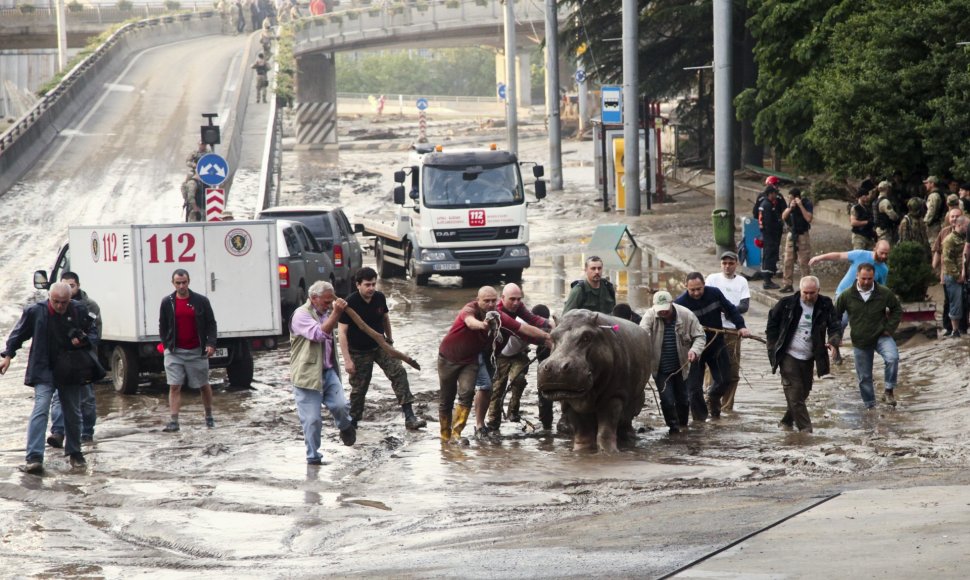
[110,345,139,395]
[227,341,254,388]
[376,239,404,278]
[406,245,430,286]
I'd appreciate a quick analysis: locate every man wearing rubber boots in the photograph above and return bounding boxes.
[437,286,549,443]
[338,267,426,431]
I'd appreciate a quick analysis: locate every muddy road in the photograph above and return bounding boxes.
[3,114,970,577]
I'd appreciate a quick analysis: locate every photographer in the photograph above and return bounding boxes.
[780,188,814,293]
[1,282,102,474]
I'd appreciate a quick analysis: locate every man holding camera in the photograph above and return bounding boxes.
[1,282,100,473]
[780,188,814,293]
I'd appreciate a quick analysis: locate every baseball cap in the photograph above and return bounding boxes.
[947,194,960,207]
[653,291,673,312]
[719,251,739,261]
[877,180,892,191]
[924,175,939,184]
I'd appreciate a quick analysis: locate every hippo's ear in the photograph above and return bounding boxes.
[592,313,598,325]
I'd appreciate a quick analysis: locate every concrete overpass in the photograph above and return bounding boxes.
[290,0,558,146]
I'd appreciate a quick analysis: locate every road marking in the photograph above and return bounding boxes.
[105,83,135,92]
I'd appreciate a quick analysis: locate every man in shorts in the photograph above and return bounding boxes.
[158,269,218,432]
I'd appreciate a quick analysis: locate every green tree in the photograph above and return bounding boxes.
[336,49,497,96]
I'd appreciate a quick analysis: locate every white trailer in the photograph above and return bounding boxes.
[360,144,546,285]
[34,221,282,394]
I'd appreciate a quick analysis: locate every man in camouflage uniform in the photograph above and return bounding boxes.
[874,181,901,244]
[181,173,204,222]
[923,176,948,243]
[897,198,930,254]
[338,267,426,431]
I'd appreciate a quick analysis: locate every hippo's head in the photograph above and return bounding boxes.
[538,310,620,403]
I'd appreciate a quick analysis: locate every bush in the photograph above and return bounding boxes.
[117,0,133,10]
[886,241,937,302]
[18,3,36,13]
[164,0,180,10]
[67,1,84,12]
[446,0,460,7]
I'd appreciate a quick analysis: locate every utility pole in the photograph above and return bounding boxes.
[544,0,563,190]
[622,0,640,215]
[713,0,734,255]
[503,0,518,155]
[55,0,68,71]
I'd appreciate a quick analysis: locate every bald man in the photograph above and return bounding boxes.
[809,239,891,296]
[485,284,554,432]
[437,286,549,443]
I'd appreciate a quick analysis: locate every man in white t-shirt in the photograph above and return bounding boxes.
[705,251,750,412]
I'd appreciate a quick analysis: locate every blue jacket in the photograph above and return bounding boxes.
[2,300,99,387]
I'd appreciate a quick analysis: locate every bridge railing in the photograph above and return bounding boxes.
[292,0,548,49]
[0,3,214,25]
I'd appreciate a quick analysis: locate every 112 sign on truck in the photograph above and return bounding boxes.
[34,221,282,394]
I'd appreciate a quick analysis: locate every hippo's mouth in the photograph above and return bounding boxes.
[538,381,592,401]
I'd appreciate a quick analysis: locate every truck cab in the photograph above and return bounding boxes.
[363,144,546,285]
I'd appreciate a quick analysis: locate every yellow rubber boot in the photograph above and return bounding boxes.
[451,404,471,442]
[439,410,452,442]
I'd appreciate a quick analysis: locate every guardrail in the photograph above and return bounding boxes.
[0,4,211,25]
[0,12,221,195]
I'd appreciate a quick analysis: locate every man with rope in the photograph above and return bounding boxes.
[674,272,751,421]
[640,291,706,433]
[437,287,550,443]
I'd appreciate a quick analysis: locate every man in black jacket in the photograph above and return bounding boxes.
[158,269,218,433]
[1,282,100,473]
[765,276,841,433]
[758,185,787,290]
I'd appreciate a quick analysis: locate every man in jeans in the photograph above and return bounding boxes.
[48,271,100,447]
[1,282,98,473]
[940,216,968,338]
[835,263,903,409]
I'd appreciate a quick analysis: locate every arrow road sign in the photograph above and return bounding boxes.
[497,82,507,101]
[575,69,586,84]
[196,153,229,187]
[416,97,429,110]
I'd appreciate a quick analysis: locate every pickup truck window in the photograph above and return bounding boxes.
[283,227,302,256]
[423,163,523,209]
[296,226,320,253]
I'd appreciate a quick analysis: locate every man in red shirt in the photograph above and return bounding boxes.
[158,269,218,433]
[437,286,549,443]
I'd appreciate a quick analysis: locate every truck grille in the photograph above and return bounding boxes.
[433,226,519,242]
[453,248,504,265]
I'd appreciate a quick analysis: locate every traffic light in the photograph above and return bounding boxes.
[200,124,220,146]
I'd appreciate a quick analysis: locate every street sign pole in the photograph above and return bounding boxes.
[416,98,429,143]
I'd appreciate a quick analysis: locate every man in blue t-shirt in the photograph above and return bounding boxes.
[808,240,890,296]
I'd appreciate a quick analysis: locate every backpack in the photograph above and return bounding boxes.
[570,278,616,303]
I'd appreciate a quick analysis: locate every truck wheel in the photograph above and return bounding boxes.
[110,345,139,394]
[227,341,254,388]
[376,239,404,278]
[406,245,430,286]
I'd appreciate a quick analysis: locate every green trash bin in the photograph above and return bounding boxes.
[712,209,733,247]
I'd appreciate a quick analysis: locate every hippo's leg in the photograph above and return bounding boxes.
[595,398,624,453]
[570,408,597,451]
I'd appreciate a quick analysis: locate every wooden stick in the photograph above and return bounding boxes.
[342,306,421,370]
[703,326,768,344]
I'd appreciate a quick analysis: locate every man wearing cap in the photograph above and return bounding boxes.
[757,186,787,290]
[850,186,876,250]
[924,176,947,242]
[780,188,814,293]
[641,291,706,433]
[705,251,750,412]
[874,181,901,244]
[766,276,841,432]
[897,197,931,253]
[674,272,750,421]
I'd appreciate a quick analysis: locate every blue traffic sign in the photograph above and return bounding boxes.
[196,153,228,187]
[601,85,622,124]
[575,69,586,84]
[497,82,507,101]
[416,97,429,111]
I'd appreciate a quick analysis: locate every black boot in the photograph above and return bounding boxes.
[763,274,780,290]
[403,403,427,430]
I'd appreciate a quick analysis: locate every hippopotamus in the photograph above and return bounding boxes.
[538,309,653,453]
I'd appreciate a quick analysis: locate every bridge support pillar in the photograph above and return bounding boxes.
[495,49,532,109]
[295,52,337,148]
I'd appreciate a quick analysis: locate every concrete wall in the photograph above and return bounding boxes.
[0,13,222,196]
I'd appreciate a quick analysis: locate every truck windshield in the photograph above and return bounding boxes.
[422,163,523,208]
